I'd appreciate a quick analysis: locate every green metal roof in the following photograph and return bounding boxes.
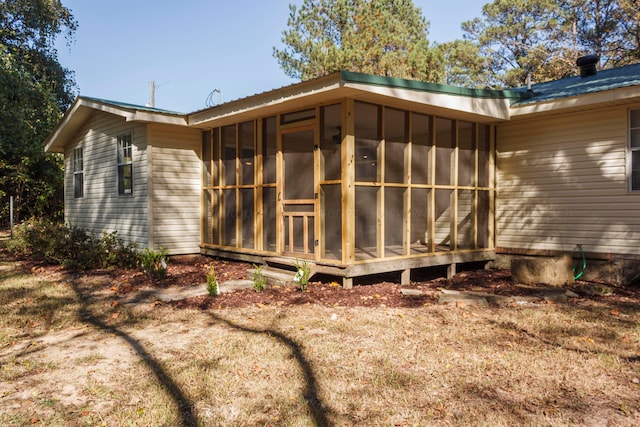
[340,71,532,101]
[340,63,640,107]
[82,96,185,115]
[512,62,640,105]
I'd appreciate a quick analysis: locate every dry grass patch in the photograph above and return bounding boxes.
[1,245,639,425]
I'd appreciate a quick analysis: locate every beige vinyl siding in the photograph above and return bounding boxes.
[148,124,201,254]
[496,105,640,256]
[64,112,149,247]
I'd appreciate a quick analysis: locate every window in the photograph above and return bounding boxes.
[117,134,133,195]
[73,147,83,198]
[630,109,640,191]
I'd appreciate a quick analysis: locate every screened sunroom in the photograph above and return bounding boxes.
[196,72,517,287]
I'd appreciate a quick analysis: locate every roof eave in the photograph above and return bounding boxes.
[188,73,345,128]
[342,80,513,121]
[44,97,188,153]
[509,85,640,118]
[44,97,87,153]
[188,71,518,128]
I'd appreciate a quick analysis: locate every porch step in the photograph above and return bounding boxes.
[248,265,298,287]
[263,257,318,278]
[263,257,346,278]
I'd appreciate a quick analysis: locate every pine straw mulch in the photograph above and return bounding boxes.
[105,255,639,310]
[12,252,639,310]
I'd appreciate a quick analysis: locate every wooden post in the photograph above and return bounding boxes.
[342,99,355,264]
[378,108,385,259]
[451,120,459,251]
[401,268,410,285]
[343,276,353,289]
[314,107,321,259]
[489,126,496,249]
[428,116,436,252]
[9,196,13,239]
[447,263,456,279]
[404,114,411,256]
[473,123,479,249]
[256,120,264,251]
[276,120,283,254]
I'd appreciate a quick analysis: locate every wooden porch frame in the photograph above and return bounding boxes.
[201,99,497,288]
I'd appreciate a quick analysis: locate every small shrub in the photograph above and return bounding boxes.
[99,231,138,269]
[60,226,101,270]
[9,219,100,269]
[8,217,68,261]
[206,265,219,296]
[140,247,168,280]
[252,264,266,292]
[9,218,140,271]
[294,258,311,292]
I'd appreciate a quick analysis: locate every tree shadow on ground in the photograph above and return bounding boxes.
[204,311,332,427]
[67,277,331,426]
[487,314,640,363]
[68,279,197,427]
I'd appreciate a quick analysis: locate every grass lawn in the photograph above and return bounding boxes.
[1,235,639,426]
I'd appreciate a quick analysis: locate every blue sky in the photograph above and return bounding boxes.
[55,0,485,113]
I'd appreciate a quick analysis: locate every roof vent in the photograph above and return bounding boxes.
[576,54,599,78]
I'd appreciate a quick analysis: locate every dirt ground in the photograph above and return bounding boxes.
[3,249,640,426]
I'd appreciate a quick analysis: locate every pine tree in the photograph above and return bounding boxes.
[273,0,443,82]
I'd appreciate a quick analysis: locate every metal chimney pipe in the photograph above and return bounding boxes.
[576,54,599,78]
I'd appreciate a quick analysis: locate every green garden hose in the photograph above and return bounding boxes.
[573,244,586,280]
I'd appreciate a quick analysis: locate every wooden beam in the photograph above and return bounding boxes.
[401,268,410,285]
[489,125,496,249]
[377,186,384,258]
[276,118,283,253]
[404,113,411,256]
[313,106,321,259]
[447,263,457,279]
[342,99,355,264]
[235,125,241,248]
[256,119,264,252]
[473,123,479,249]
[344,250,495,277]
[428,118,436,252]
[378,108,385,259]
[451,121,459,251]
[214,128,221,245]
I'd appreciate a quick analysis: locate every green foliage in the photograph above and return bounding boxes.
[439,40,493,88]
[276,0,640,88]
[618,0,640,64]
[252,264,266,292]
[7,218,138,270]
[456,0,640,88]
[99,231,139,269]
[207,266,219,296]
[274,0,444,82]
[294,258,311,292]
[0,0,77,226]
[459,0,567,87]
[140,248,169,280]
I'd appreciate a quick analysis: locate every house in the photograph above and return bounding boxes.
[43,97,202,254]
[44,59,640,287]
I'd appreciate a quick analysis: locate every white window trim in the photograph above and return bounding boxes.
[73,146,83,198]
[629,109,640,192]
[117,133,134,196]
